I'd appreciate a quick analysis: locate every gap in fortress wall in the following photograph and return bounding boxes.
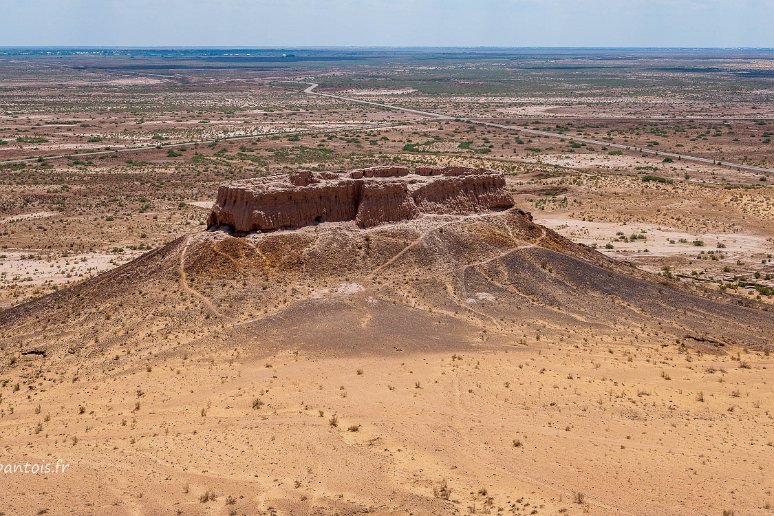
[207,166,515,233]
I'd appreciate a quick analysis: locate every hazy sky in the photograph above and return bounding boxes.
[1,0,772,48]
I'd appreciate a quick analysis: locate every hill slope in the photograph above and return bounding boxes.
[2,208,769,365]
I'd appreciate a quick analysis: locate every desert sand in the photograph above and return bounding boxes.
[0,48,772,515]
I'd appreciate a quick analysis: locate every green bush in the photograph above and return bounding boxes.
[755,285,773,296]
[642,175,673,184]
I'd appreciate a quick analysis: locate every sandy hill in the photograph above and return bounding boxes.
[2,206,769,365]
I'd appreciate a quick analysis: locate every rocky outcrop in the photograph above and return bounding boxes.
[207,166,514,233]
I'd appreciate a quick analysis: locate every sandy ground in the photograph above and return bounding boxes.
[533,212,774,301]
[536,214,773,258]
[0,211,58,224]
[187,201,216,209]
[0,250,141,308]
[1,340,772,515]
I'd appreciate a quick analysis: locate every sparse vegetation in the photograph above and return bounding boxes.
[0,48,770,516]
[641,175,674,184]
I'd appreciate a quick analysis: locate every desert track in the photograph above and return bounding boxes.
[4,79,769,176]
[178,235,225,319]
[296,81,774,176]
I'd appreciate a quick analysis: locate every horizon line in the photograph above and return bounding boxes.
[1,45,774,51]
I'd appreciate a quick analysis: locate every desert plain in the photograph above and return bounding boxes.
[0,48,772,515]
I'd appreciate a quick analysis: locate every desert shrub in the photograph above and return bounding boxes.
[642,175,673,184]
[199,489,217,503]
[434,480,451,500]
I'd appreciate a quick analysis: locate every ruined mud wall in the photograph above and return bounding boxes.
[207,167,514,233]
